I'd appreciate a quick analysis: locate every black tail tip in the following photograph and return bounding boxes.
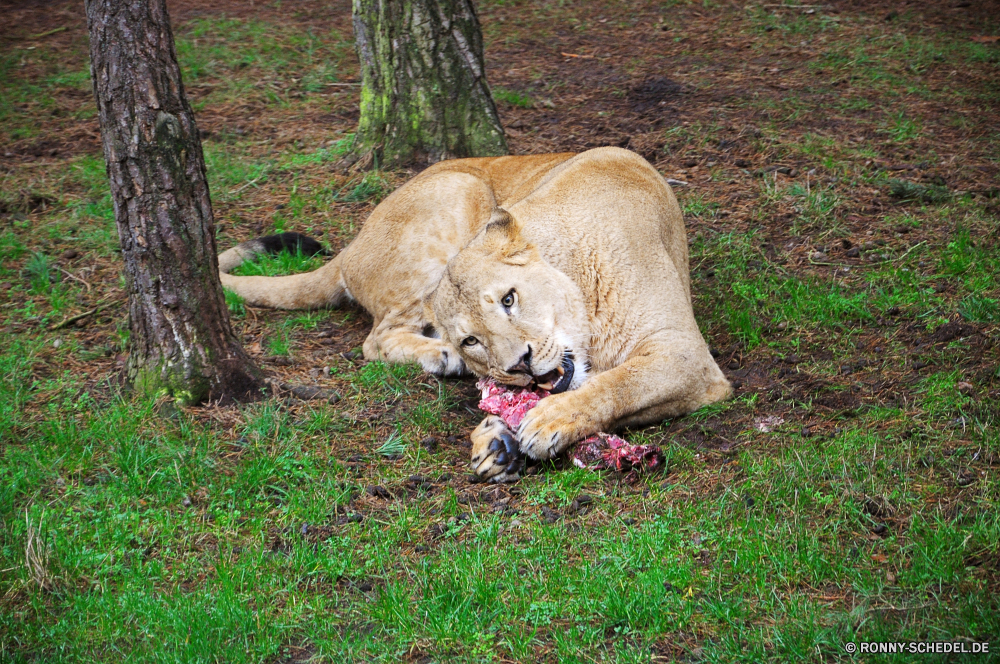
[257,232,330,257]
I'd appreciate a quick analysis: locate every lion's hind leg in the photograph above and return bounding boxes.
[362,317,468,376]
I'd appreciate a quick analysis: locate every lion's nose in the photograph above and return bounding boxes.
[507,346,532,374]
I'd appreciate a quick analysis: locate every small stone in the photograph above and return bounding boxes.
[873,523,888,535]
[182,495,192,507]
[569,494,594,514]
[541,506,561,523]
[846,247,860,258]
[957,381,974,393]
[366,485,391,499]
[52,339,62,348]
[727,359,740,370]
[61,249,78,260]
[811,251,827,261]
[956,473,977,487]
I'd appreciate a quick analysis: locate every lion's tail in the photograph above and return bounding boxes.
[217,232,350,310]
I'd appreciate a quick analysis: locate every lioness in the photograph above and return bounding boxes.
[219,147,731,482]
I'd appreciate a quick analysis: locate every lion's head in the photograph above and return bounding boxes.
[430,209,590,393]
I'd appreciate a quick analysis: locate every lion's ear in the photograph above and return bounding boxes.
[483,208,536,265]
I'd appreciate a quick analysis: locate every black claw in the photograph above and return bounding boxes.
[488,437,503,454]
[505,455,524,475]
[495,451,509,465]
[499,430,518,456]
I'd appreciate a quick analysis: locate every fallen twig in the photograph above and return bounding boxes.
[57,266,92,293]
[895,240,927,262]
[229,169,270,195]
[48,301,113,331]
[561,52,595,59]
[27,26,68,40]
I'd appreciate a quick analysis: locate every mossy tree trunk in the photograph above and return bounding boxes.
[86,0,265,405]
[352,0,509,167]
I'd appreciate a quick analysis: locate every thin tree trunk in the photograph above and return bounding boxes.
[352,0,509,167]
[86,0,265,405]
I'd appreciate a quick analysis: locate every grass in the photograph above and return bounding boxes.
[230,247,327,278]
[493,87,534,108]
[2,0,999,661]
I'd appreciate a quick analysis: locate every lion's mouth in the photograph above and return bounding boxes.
[533,353,575,394]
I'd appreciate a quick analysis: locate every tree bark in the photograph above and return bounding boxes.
[352,0,509,167]
[86,0,265,405]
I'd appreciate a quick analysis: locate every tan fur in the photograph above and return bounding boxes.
[218,148,731,481]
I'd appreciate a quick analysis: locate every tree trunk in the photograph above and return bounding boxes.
[86,0,265,405]
[352,0,509,167]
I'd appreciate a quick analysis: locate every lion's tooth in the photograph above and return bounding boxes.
[556,365,565,375]
[537,382,553,391]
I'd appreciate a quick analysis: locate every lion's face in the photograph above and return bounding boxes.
[431,210,590,393]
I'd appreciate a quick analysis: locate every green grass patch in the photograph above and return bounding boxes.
[230,247,327,278]
[493,87,534,108]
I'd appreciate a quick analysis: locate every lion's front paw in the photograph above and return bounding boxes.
[470,416,524,483]
[517,393,596,460]
[421,347,468,377]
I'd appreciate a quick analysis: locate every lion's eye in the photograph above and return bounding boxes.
[501,289,516,309]
[461,336,479,347]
